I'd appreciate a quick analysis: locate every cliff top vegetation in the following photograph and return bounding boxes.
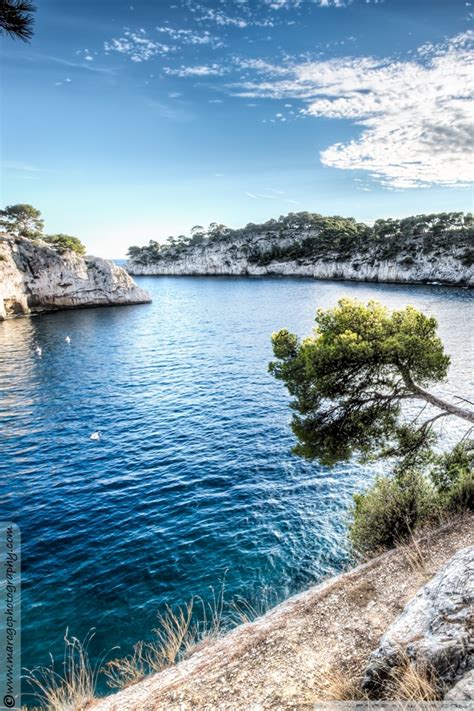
[0,204,86,255]
[127,211,473,267]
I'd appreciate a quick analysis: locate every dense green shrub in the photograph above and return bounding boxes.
[44,234,86,255]
[430,442,474,511]
[349,468,436,556]
[350,442,473,556]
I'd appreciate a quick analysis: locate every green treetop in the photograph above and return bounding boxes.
[44,234,86,256]
[269,299,474,466]
[0,203,44,239]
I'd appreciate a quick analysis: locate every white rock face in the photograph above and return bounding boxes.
[363,546,474,692]
[0,235,151,321]
[445,669,474,701]
[127,230,473,286]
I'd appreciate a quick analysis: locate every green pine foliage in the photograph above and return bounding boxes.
[126,211,473,266]
[44,234,86,256]
[269,299,451,465]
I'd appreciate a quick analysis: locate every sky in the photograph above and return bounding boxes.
[1,0,473,257]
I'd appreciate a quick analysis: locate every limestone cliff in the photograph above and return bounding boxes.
[126,212,474,286]
[0,235,151,321]
[128,242,473,286]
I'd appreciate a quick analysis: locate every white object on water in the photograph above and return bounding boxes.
[65,336,71,343]
[35,346,42,356]
[90,431,101,441]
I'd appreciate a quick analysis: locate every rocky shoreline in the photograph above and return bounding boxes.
[0,235,151,321]
[127,254,473,286]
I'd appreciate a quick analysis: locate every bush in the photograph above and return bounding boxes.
[44,234,86,255]
[430,442,474,512]
[349,442,473,557]
[349,468,436,556]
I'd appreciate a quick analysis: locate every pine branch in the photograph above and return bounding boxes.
[0,0,36,42]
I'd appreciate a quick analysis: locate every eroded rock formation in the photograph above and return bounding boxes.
[0,235,151,320]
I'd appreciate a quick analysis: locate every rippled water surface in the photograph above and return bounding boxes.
[0,277,472,698]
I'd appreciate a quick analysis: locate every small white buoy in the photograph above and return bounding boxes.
[65,336,71,343]
[35,346,42,356]
[90,431,101,441]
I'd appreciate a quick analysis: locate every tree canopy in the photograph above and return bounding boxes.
[0,203,44,239]
[0,0,36,41]
[269,299,473,466]
[44,234,86,256]
[0,204,87,255]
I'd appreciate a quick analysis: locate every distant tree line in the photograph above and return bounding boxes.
[127,211,474,267]
[0,203,87,255]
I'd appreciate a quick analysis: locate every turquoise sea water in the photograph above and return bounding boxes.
[0,276,472,702]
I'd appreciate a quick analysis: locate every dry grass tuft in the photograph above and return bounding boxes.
[25,629,108,711]
[398,531,432,580]
[102,641,149,690]
[311,664,367,701]
[385,653,442,702]
[104,584,232,690]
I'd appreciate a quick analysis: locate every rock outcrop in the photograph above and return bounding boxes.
[445,669,474,701]
[126,222,473,286]
[363,546,474,694]
[128,247,472,285]
[0,235,151,320]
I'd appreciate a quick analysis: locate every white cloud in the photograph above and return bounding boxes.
[232,32,474,188]
[155,26,224,48]
[104,30,173,62]
[245,189,301,204]
[189,2,275,28]
[265,0,349,6]
[164,64,225,77]
[191,5,250,27]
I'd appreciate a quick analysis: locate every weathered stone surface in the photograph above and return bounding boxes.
[445,669,474,701]
[363,546,474,694]
[0,235,151,320]
[126,228,473,286]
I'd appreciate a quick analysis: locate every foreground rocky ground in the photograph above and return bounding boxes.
[92,514,473,710]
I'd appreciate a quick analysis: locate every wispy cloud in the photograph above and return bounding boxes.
[1,50,115,75]
[164,63,226,77]
[187,2,275,28]
[265,0,350,7]
[2,161,43,173]
[232,32,474,188]
[104,24,224,62]
[156,25,224,48]
[104,29,173,62]
[245,189,302,204]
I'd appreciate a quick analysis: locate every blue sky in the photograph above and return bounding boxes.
[1,0,473,257]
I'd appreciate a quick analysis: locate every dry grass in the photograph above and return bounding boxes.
[396,526,435,582]
[25,629,108,711]
[104,584,233,691]
[385,652,443,702]
[311,664,368,701]
[305,654,441,705]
